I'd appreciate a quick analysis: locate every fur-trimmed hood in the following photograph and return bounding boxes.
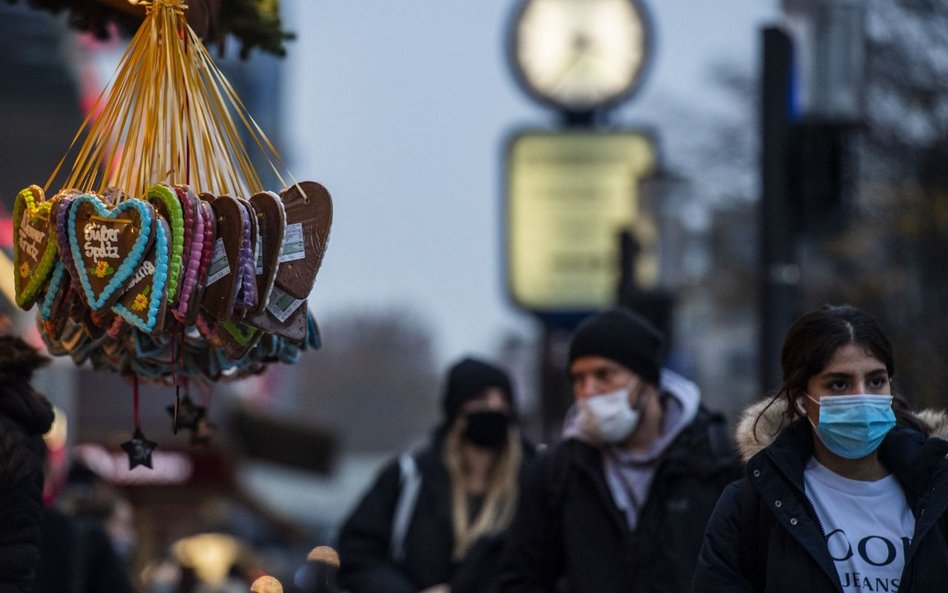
[735,397,948,463]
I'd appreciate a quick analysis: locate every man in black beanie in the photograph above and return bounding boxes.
[501,308,740,593]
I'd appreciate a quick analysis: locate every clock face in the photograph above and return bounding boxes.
[512,0,650,113]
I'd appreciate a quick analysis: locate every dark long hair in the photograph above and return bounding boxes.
[769,304,929,434]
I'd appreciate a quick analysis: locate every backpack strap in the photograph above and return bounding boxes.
[390,452,422,563]
[740,477,775,593]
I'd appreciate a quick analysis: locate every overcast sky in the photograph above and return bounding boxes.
[279,0,779,365]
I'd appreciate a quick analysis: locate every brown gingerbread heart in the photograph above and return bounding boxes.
[248,191,286,316]
[13,185,57,310]
[186,200,216,327]
[274,181,333,300]
[201,194,243,322]
[112,218,171,336]
[233,197,259,315]
[245,285,308,343]
[67,195,157,313]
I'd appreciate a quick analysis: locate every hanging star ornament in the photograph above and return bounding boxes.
[121,428,158,470]
[166,393,206,434]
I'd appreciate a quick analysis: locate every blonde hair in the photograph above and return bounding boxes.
[443,422,522,560]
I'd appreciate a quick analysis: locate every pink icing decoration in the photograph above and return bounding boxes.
[173,194,205,321]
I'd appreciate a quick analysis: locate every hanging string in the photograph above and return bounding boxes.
[52,0,293,199]
[133,375,141,430]
[171,321,179,412]
[183,10,192,186]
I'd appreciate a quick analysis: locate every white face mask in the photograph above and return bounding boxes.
[578,387,641,444]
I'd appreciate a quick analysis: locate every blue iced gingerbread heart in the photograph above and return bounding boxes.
[112,217,170,335]
[67,195,155,313]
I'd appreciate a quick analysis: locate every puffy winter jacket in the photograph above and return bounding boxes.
[693,399,948,593]
[500,406,740,593]
[0,337,55,593]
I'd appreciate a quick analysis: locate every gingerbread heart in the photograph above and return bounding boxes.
[13,185,58,309]
[186,200,217,327]
[245,286,308,343]
[67,195,156,313]
[173,186,203,319]
[217,320,261,359]
[201,195,244,321]
[52,191,82,283]
[274,181,333,300]
[248,191,285,315]
[43,286,81,341]
[112,218,170,335]
[232,197,258,314]
[146,184,184,304]
[39,260,69,321]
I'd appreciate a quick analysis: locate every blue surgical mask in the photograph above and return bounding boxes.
[805,394,896,459]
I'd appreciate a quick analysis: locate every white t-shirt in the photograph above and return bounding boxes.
[804,458,916,593]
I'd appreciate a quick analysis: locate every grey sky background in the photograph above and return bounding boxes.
[280,1,779,365]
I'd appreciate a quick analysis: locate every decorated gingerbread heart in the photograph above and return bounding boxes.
[146,184,184,305]
[13,185,58,309]
[245,286,309,343]
[173,185,203,319]
[201,194,244,321]
[67,195,157,313]
[112,217,170,335]
[185,200,217,327]
[233,197,258,314]
[39,261,69,322]
[248,191,285,316]
[217,320,261,359]
[274,181,333,300]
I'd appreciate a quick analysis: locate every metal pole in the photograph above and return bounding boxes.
[759,27,800,393]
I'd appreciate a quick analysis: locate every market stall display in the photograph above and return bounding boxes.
[11,0,331,465]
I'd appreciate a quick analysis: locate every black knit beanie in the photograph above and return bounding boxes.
[442,357,514,422]
[568,308,665,385]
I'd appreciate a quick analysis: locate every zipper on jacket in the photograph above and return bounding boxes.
[766,452,829,538]
[766,451,845,593]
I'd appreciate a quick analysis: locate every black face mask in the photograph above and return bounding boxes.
[463,411,511,448]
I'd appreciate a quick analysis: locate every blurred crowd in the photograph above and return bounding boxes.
[2,304,948,593]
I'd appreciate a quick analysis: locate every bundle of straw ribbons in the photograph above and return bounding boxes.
[11,0,331,384]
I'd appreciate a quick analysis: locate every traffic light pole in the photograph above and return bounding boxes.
[759,26,800,393]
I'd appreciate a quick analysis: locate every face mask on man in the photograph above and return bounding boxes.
[463,410,511,448]
[800,394,896,459]
[578,387,641,444]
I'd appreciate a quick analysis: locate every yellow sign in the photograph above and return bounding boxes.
[506,131,656,311]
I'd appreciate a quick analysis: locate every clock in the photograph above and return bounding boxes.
[510,0,651,114]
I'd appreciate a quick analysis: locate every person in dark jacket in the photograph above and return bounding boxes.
[337,357,535,593]
[693,304,948,593]
[0,335,55,593]
[33,506,138,593]
[500,308,740,593]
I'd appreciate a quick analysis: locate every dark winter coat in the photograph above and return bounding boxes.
[337,433,536,593]
[499,407,740,593]
[33,507,137,593]
[0,337,55,593]
[692,399,948,593]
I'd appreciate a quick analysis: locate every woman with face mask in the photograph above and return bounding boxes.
[692,305,948,593]
[337,357,534,593]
